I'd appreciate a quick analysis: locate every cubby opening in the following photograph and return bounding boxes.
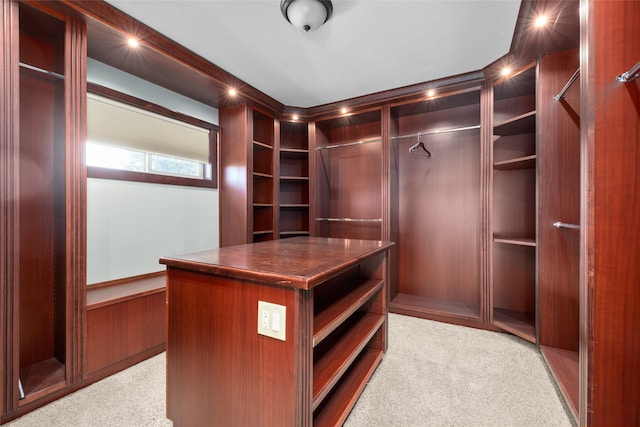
[491,63,537,342]
[18,2,68,401]
[389,89,482,322]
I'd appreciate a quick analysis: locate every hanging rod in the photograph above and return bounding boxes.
[391,124,481,141]
[553,221,580,230]
[616,61,640,83]
[554,68,580,100]
[315,217,382,223]
[19,62,65,80]
[316,137,381,151]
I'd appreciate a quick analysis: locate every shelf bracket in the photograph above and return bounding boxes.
[554,68,580,100]
[616,61,640,83]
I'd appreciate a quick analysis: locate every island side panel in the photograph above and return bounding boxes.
[166,268,310,426]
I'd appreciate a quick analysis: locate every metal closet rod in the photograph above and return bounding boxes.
[553,221,580,230]
[316,137,381,151]
[391,124,481,141]
[617,61,640,83]
[554,68,580,100]
[19,62,65,80]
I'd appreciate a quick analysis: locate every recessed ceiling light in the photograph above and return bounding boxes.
[341,107,348,115]
[501,67,512,77]
[228,88,237,97]
[426,89,435,98]
[292,114,299,121]
[127,38,139,48]
[534,15,548,28]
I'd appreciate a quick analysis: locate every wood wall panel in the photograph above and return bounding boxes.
[219,103,251,247]
[1,0,19,414]
[394,130,481,304]
[583,1,640,425]
[86,292,166,374]
[538,49,580,351]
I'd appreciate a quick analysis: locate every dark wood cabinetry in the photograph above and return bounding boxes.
[2,0,638,425]
[2,1,86,417]
[388,89,484,326]
[312,109,385,241]
[279,121,310,238]
[161,237,392,427]
[490,64,537,343]
[537,48,580,418]
[219,104,278,246]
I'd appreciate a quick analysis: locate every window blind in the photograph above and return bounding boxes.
[87,93,210,163]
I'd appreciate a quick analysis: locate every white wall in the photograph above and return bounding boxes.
[87,179,218,284]
[87,59,219,284]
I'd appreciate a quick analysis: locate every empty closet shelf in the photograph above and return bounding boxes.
[493,235,536,246]
[316,217,382,222]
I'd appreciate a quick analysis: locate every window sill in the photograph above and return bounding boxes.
[87,271,166,310]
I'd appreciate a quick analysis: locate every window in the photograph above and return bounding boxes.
[86,143,204,179]
[87,87,218,188]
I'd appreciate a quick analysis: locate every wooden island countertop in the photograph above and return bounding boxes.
[160,236,393,290]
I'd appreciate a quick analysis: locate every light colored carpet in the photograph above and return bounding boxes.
[5,314,573,426]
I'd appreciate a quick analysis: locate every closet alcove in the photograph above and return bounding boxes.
[388,89,484,325]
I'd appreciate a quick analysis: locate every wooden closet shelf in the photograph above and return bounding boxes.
[253,140,273,149]
[540,346,579,419]
[19,358,66,405]
[279,231,309,236]
[280,148,308,154]
[312,312,384,410]
[390,293,481,321]
[493,308,535,343]
[253,203,273,208]
[313,279,384,346]
[494,155,536,170]
[493,235,536,247]
[253,172,273,179]
[313,348,383,427]
[252,230,273,236]
[280,175,309,181]
[493,110,536,136]
[280,204,309,208]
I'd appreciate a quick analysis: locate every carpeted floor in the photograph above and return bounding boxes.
[5,314,574,426]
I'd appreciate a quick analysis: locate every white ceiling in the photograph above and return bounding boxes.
[104,0,522,108]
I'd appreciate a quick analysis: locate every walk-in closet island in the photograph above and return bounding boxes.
[160,237,393,427]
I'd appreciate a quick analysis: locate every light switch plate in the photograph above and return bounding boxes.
[257,301,286,341]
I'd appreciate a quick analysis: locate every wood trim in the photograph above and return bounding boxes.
[579,1,592,423]
[480,81,494,324]
[65,12,88,386]
[87,271,166,309]
[87,82,220,131]
[87,166,217,189]
[1,0,20,413]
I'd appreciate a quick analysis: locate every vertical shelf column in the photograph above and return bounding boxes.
[491,63,537,343]
[252,109,276,242]
[279,121,309,239]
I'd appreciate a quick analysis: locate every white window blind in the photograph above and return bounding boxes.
[87,93,210,163]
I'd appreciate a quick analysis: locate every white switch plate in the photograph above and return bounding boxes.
[257,301,286,341]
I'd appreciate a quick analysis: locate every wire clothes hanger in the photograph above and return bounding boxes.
[409,133,431,158]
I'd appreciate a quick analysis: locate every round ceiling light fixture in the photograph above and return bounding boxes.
[280,0,333,32]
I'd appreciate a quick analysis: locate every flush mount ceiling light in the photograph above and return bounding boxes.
[280,0,333,32]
